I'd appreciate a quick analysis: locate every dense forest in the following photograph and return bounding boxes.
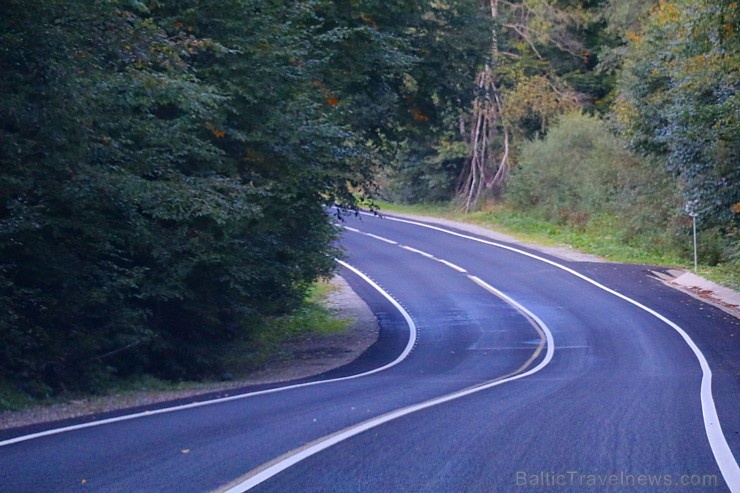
[1,0,737,398]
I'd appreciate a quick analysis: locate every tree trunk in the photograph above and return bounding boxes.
[457,0,511,212]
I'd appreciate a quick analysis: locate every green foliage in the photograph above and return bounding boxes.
[600,0,659,39]
[0,379,43,412]
[220,280,352,376]
[505,113,625,225]
[385,1,739,281]
[383,0,615,204]
[503,112,699,260]
[379,0,492,203]
[494,0,739,271]
[614,0,739,232]
[0,0,416,398]
[382,132,470,204]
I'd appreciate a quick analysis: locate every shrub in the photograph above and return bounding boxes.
[505,112,628,225]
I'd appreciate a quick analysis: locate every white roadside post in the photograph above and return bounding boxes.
[685,201,698,273]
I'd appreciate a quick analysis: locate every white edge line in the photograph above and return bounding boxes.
[374,212,740,492]
[224,276,555,492]
[0,260,417,448]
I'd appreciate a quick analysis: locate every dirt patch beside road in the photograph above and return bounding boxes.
[0,275,379,431]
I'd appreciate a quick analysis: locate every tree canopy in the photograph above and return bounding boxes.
[0,0,416,393]
[614,0,739,230]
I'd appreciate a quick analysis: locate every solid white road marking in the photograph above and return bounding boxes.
[366,212,740,493]
[0,261,417,448]
[219,274,554,493]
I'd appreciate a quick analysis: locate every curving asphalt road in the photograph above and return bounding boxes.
[0,212,738,492]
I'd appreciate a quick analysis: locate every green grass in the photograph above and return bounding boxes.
[218,278,352,378]
[376,201,739,290]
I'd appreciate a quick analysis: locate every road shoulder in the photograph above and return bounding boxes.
[0,275,379,431]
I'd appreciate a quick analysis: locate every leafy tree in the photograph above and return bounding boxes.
[0,0,269,389]
[378,0,492,203]
[614,0,739,236]
[0,0,418,394]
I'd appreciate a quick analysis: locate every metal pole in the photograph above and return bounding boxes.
[692,215,698,273]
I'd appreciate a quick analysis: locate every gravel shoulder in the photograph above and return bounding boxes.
[0,275,379,431]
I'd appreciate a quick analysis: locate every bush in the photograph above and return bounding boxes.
[505,112,628,225]
[504,112,695,260]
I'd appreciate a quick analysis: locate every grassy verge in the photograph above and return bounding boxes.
[219,280,351,377]
[376,201,739,290]
[0,279,350,413]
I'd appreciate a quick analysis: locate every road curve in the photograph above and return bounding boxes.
[0,212,737,492]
